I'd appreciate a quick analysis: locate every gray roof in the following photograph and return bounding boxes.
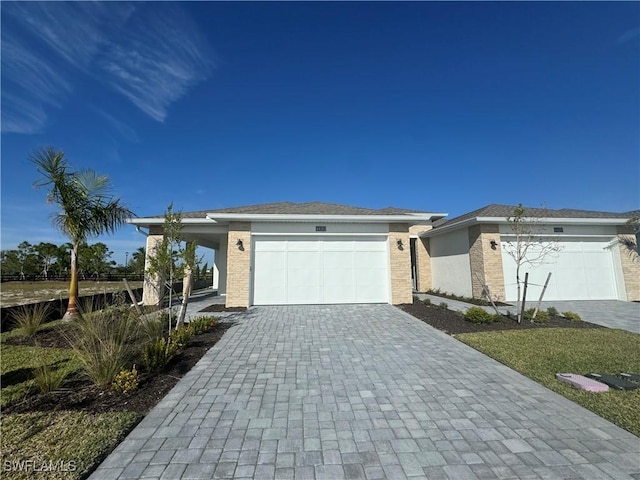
[433,204,637,229]
[178,202,431,219]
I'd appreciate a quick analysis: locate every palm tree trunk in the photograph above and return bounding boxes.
[64,243,80,320]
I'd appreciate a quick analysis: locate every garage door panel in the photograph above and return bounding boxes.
[501,239,617,301]
[253,236,389,305]
[253,250,286,304]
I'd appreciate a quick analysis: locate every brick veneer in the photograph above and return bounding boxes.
[142,226,165,306]
[616,226,640,301]
[468,225,505,301]
[389,223,413,304]
[225,222,252,308]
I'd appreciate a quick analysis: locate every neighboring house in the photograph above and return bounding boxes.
[420,204,640,302]
[128,202,446,308]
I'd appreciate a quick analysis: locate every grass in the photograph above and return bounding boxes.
[1,411,141,479]
[457,328,640,437]
[1,280,143,307]
[0,343,78,407]
[0,317,141,478]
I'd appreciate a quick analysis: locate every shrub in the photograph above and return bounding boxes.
[10,303,51,338]
[64,306,139,388]
[143,337,179,372]
[562,311,582,322]
[439,302,449,309]
[546,306,559,316]
[189,315,218,336]
[523,308,550,323]
[423,298,432,306]
[111,366,139,394]
[32,364,68,394]
[464,307,494,324]
[413,295,421,304]
[170,324,194,348]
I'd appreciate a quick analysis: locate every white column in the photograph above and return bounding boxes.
[215,236,228,295]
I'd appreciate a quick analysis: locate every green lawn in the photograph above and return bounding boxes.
[1,411,141,480]
[457,328,640,437]
[1,322,141,479]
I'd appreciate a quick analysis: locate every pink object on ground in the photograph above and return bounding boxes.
[556,373,609,392]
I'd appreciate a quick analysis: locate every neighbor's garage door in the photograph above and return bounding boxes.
[501,238,617,301]
[253,236,389,305]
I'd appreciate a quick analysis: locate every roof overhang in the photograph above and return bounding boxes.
[422,216,631,238]
[205,212,446,224]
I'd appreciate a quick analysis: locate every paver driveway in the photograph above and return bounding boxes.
[91,305,640,480]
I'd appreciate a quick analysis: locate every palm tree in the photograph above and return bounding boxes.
[31,146,134,319]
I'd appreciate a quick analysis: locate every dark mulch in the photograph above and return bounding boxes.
[200,305,247,313]
[2,323,232,415]
[4,326,73,349]
[399,302,602,335]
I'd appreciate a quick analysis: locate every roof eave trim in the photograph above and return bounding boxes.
[206,213,447,223]
[126,218,216,226]
[423,216,630,237]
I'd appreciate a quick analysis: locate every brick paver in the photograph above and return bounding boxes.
[91,305,640,479]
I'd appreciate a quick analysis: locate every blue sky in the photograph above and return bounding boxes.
[2,1,639,265]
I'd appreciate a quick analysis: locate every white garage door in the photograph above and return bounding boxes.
[253,236,389,305]
[501,238,618,301]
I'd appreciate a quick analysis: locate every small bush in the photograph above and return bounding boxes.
[32,364,68,394]
[413,295,421,304]
[439,302,449,309]
[423,298,432,306]
[170,324,194,348]
[111,366,139,394]
[523,308,550,323]
[464,307,494,324]
[10,303,51,338]
[562,311,582,322]
[143,337,180,372]
[546,306,559,316]
[189,315,218,335]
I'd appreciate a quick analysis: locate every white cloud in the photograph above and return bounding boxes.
[98,6,214,122]
[1,2,214,133]
[618,26,640,44]
[0,35,72,133]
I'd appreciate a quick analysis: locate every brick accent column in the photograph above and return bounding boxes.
[142,226,164,306]
[468,225,505,301]
[225,222,251,308]
[409,225,432,292]
[617,226,640,301]
[389,223,413,304]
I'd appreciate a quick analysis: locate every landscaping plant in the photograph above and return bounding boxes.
[111,365,139,394]
[64,304,139,388]
[562,311,582,322]
[9,302,51,338]
[464,306,495,324]
[31,146,133,319]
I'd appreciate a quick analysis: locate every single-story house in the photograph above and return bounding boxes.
[129,202,640,307]
[421,204,640,302]
[129,202,446,307]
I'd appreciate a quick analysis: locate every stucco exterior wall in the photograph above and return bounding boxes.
[409,225,432,292]
[225,222,251,308]
[430,228,473,297]
[389,223,413,304]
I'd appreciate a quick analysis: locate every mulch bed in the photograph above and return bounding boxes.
[2,323,232,415]
[399,302,602,335]
[199,305,247,313]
